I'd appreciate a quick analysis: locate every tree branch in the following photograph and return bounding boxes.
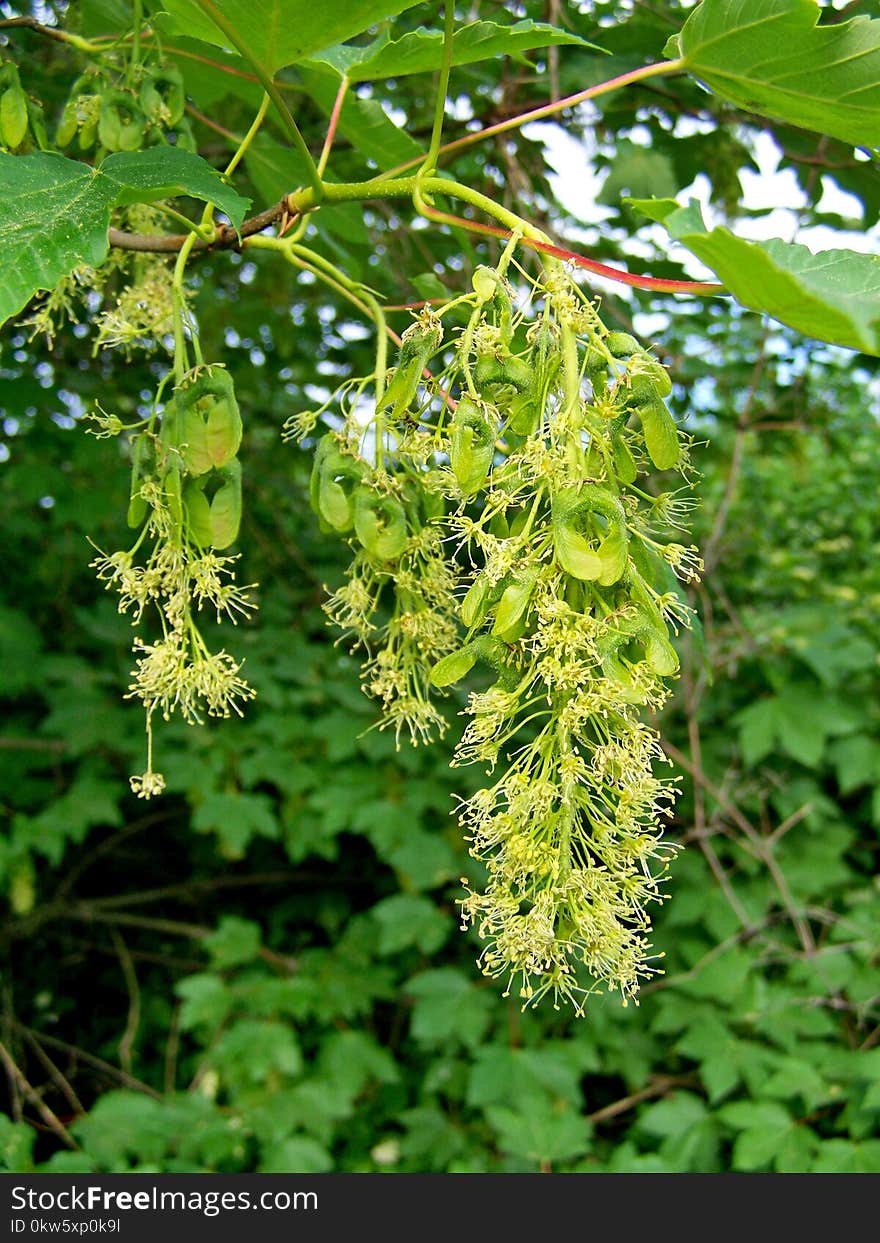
[108,199,293,252]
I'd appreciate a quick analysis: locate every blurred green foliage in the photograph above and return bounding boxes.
[1,0,879,1174]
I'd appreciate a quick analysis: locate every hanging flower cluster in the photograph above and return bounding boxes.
[295,249,702,1013]
[90,365,255,797]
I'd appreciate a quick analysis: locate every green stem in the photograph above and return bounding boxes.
[169,93,273,380]
[286,175,723,296]
[250,236,392,462]
[152,204,216,241]
[128,0,143,83]
[224,92,270,178]
[190,0,322,200]
[423,1,455,175]
[171,232,198,382]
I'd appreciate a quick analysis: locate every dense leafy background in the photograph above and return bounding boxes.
[1,0,879,1173]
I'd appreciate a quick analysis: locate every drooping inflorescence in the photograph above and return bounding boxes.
[292,251,702,1013]
[90,365,256,797]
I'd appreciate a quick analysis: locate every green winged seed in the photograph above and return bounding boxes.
[0,87,29,149]
[645,630,679,677]
[611,432,638,484]
[382,318,442,417]
[353,488,407,562]
[627,361,672,404]
[430,646,479,688]
[638,401,681,471]
[139,68,185,126]
[98,89,144,152]
[606,332,641,359]
[554,524,602,581]
[460,574,491,628]
[492,571,538,640]
[209,461,242,550]
[597,524,630,587]
[471,265,499,302]
[450,399,495,497]
[183,480,213,547]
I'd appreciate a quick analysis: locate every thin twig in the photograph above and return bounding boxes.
[110,928,141,1076]
[19,1028,86,1119]
[0,1039,79,1149]
[14,1024,161,1099]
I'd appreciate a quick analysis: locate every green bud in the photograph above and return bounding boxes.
[472,265,499,302]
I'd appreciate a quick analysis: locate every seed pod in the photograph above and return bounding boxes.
[55,98,79,147]
[472,265,499,303]
[353,487,408,562]
[638,401,680,471]
[605,332,641,359]
[492,568,538,641]
[474,352,532,393]
[98,89,144,152]
[552,486,629,585]
[450,397,495,497]
[626,360,673,404]
[309,436,364,533]
[209,460,242,549]
[139,67,185,126]
[460,573,491,629]
[611,431,638,484]
[0,86,29,148]
[381,317,443,418]
[183,479,213,547]
[174,369,242,476]
[430,644,479,688]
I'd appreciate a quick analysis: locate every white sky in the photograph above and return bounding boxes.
[529,117,879,288]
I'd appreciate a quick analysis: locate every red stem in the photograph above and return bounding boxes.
[318,78,350,176]
[423,207,723,296]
